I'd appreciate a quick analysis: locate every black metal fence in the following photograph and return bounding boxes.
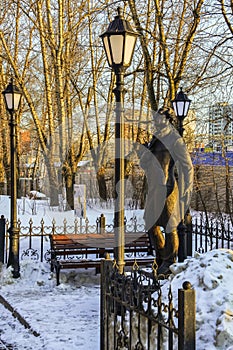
[192,215,233,253]
[0,213,232,264]
[0,214,146,264]
[100,259,195,350]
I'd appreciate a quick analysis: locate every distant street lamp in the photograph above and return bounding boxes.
[2,78,23,278]
[172,87,192,261]
[100,7,138,273]
[172,87,191,136]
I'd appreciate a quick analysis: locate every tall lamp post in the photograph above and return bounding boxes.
[2,78,22,278]
[171,87,192,261]
[100,8,138,273]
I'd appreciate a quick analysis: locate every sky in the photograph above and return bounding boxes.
[0,196,233,349]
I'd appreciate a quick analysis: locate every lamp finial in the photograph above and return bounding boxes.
[117,7,123,18]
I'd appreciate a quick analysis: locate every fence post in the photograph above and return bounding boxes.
[185,211,193,257]
[97,214,106,274]
[100,214,106,234]
[178,221,187,262]
[178,281,196,350]
[100,259,112,350]
[0,215,6,263]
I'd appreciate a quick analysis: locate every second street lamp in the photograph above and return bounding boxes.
[100,8,138,273]
[171,87,191,137]
[2,78,23,278]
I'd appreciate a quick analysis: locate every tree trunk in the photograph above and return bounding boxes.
[65,174,75,210]
[44,157,59,206]
[97,168,107,201]
[62,161,75,210]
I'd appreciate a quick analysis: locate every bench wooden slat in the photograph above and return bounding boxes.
[50,232,153,285]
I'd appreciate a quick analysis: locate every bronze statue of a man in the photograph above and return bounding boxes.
[139,108,193,275]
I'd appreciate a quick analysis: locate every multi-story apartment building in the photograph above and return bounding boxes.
[209,102,233,151]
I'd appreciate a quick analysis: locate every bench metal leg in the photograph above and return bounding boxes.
[50,250,55,272]
[51,261,54,273]
[55,263,61,286]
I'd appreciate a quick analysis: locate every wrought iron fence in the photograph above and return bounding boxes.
[100,259,195,350]
[0,214,146,264]
[0,213,232,265]
[192,215,233,253]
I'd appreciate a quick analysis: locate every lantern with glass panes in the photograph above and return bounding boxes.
[172,88,191,136]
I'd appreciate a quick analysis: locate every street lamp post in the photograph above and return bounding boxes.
[2,78,23,278]
[100,7,138,273]
[171,87,192,261]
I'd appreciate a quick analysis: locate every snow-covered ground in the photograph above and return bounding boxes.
[0,262,100,349]
[0,196,233,349]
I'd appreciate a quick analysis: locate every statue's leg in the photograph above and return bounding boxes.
[157,229,179,276]
[147,226,165,266]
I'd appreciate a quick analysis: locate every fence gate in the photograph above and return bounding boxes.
[100,259,195,350]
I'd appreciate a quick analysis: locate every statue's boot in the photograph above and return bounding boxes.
[157,230,179,276]
[148,227,165,267]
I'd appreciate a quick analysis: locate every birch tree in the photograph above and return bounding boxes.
[0,0,91,207]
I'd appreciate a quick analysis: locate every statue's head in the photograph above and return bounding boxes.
[153,107,174,128]
[158,107,174,123]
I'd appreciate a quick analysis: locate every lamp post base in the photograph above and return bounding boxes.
[7,226,20,278]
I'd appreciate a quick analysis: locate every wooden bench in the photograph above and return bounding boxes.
[50,232,154,285]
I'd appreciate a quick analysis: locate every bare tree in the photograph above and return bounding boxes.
[1,0,233,211]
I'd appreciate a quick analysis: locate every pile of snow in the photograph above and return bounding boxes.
[170,249,233,350]
[0,249,233,349]
[29,190,47,199]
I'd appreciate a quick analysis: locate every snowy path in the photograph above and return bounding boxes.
[0,263,101,350]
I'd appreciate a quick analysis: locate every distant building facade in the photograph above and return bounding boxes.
[209,102,233,151]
